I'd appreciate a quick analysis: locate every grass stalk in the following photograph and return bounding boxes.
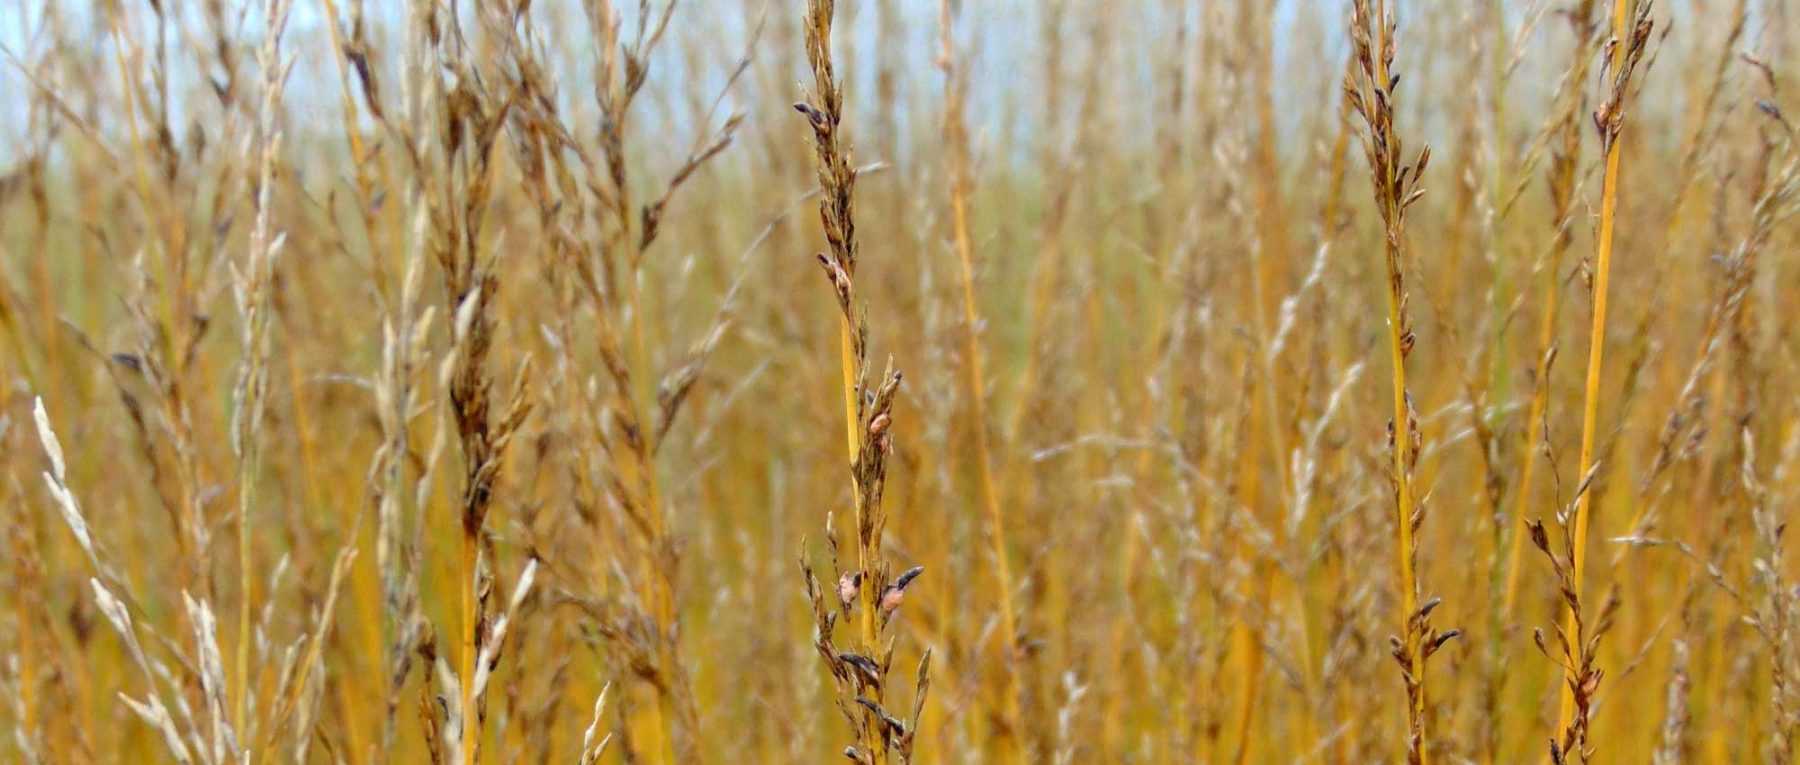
[1347,1,1456,760]
[1556,0,1653,741]
[798,3,934,763]
[232,0,292,742]
[8,1,1792,761]
[1369,7,1424,757]
[938,1,1023,757]
[1501,0,1598,621]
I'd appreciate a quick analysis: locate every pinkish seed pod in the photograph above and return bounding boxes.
[837,572,861,609]
[879,586,904,614]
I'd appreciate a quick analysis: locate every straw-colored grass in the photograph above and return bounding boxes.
[5,0,1800,762]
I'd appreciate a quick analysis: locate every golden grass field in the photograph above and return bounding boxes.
[1,0,1798,761]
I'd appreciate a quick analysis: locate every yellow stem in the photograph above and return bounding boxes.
[15,539,38,756]
[623,265,687,763]
[835,314,883,763]
[837,323,873,647]
[1385,249,1425,764]
[1372,2,1426,760]
[1557,0,1630,735]
[460,531,477,765]
[236,476,253,741]
[948,154,1023,760]
[1501,264,1561,616]
[1229,370,1267,765]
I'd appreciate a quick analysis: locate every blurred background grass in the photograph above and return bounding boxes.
[1,0,1798,761]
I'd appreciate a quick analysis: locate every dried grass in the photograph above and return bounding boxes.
[3,0,1799,762]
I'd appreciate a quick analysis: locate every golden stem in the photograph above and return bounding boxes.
[459,530,477,765]
[1557,0,1631,735]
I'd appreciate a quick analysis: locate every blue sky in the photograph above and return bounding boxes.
[0,1,1762,169]
[0,1,1334,161]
